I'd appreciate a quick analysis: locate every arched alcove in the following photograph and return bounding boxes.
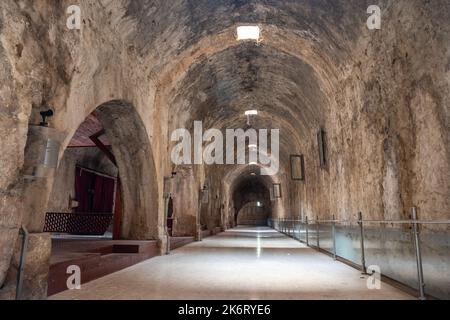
[45,100,159,240]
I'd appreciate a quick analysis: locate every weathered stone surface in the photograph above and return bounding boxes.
[0,192,22,287]
[15,233,51,300]
[0,232,51,300]
[0,227,19,287]
[0,0,448,299]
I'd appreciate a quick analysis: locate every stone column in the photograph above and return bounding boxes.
[0,191,23,297]
[172,166,198,237]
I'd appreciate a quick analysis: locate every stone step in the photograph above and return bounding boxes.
[48,241,160,296]
[170,237,194,250]
[48,238,197,296]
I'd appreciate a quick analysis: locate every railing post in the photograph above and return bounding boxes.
[316,215,320,249]
[305,216,309,246]
[291,219,295,238]
[411,207,426,300]
[286,219,291,237]
[358,212,367,274]
[16,226,29,300]
[163,193,171,255]
[332,215,337,261]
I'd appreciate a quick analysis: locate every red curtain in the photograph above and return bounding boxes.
[75,167,94,212]
[75,167,116,213]
[93,175,115,213]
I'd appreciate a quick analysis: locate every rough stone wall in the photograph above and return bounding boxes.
[0,0,52,288]
[0,0,165,292]
[320,0,450,223]
[274,1,450,227]
[0,0,448,298]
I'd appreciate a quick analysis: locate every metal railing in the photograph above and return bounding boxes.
[43,212,113,235]
[269,207,450,300]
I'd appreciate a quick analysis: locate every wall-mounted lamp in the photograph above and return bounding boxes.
[244,110,258,126]
[272,183,282,200]
[201,185,209,204]
[39,109,54,127]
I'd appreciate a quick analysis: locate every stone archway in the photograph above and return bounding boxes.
[45,100,160,240]
[94,100,159,240]
[42,99,160,241]
[1,99,160,300]
[233,178,272,226]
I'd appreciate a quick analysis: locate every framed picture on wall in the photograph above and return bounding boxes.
[290,155,305,181]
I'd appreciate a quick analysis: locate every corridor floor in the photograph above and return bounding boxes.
[50,227,413,300]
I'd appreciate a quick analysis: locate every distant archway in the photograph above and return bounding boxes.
[233,178,272,226]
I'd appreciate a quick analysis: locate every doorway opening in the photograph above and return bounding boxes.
[44,100,160,296]
[45,113,118,240]
[233,178,272,226]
